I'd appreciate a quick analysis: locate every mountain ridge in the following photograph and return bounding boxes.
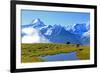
[22,18,90,45]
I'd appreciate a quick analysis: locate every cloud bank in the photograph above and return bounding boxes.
[22,27,50,43]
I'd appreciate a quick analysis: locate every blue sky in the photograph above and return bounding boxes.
[21,10,90,26]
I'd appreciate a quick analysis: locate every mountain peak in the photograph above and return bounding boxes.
[30,18,45,28]
[31,18,41,24]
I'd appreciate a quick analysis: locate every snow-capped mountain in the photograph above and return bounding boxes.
[65,23,90,45]
[31,18,46,28]
[22,18,90,45]
[45,25,81,44]
[67,23,89,35]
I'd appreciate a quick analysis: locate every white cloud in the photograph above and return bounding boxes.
[82,31,90,38]
[22,27,50,43]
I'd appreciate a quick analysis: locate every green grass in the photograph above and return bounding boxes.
[21,55,44,63]
[21,43,90,63]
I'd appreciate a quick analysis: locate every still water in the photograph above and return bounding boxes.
[41,52,79,61]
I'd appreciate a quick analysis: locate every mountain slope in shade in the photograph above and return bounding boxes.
[65,22,90,45]
[22,18,90,45]
[41,24,81,44]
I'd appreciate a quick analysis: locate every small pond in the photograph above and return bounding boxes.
[40,52,79,61]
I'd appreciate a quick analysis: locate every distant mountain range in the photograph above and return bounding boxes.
[22,18,90,45]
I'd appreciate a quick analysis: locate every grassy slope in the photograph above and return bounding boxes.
[21,43,90,63]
